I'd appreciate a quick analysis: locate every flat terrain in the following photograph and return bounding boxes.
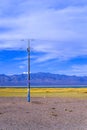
[0,97,87,130]
[0,88,87,130]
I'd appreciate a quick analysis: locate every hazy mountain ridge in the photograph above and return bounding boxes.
[0,72,87,86]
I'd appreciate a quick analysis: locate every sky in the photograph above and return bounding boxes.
[0,0,87,76]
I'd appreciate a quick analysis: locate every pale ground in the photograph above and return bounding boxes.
[0,97,87,130]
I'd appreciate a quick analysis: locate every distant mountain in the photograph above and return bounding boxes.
[0,72,87,86]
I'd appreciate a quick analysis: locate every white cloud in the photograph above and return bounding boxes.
[31,40,87,62]
[19,65,25,69]
[0,1,87,62]
[23,72,28,74]
[58,65,87,76]
[0,4,87,40]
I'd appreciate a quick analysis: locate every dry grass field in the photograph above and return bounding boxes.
[0,87,87,98]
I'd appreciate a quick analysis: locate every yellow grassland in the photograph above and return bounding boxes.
[0,88,87,98]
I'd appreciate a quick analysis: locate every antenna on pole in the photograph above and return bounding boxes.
[27,39,30,102]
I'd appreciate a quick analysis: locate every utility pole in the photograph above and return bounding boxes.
[27,39,30,102]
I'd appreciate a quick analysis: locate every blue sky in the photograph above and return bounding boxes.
[0,0,87,75]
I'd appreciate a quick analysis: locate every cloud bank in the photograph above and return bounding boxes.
[0,0,87,75]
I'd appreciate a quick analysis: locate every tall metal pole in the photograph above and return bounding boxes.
[27,39,30,102]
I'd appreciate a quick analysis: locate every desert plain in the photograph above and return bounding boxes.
[0,88,87,130]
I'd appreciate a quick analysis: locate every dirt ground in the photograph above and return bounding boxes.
[0,97,87,130]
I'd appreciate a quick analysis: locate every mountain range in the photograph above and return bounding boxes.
[0,72,87,87]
